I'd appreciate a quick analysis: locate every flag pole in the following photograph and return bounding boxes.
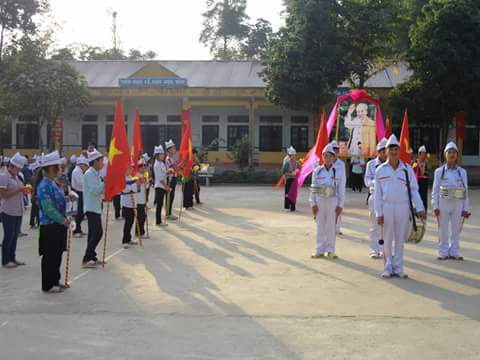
[144,183,150,238]
[102,201,111,268]
[63,220,73,288]
[178,181,184,222]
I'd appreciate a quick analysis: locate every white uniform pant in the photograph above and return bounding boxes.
[368,196,382,254]
[438,198,463,257]
[383,202,411,274]
[314,196,337,254]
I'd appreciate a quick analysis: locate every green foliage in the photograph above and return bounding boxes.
[228,135,251,171]
[388,0,480,145]
[200,0,250,60]
[0,35,91,138]
[240,18,273,60]
[0,0,49,61]
[342,0,405,87]
[262,0,351,112]
[51,44,157,61]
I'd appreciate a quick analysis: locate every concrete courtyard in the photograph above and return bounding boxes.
[1,185,479,359]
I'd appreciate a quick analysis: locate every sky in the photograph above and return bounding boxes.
[47,0,285,60]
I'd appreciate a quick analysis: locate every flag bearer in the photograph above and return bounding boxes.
[281,146,299,212]
[309,143,346,259]
[331,141,346,235]
[121,164,141,248]
[364,138,388,259]
[135,159,148,238]
[153,145,170,227]
[374,135,426,278]
[432,142,470,261]
[413,146,430,211]
[82,150,104,268]
[165,140,178,220]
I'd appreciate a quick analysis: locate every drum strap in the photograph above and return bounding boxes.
[404,168,418,232]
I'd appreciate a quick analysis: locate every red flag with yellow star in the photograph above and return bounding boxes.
[399,109,411,164]
[105,101,131,201]
[179,109,194,179]
[131,109,143,174]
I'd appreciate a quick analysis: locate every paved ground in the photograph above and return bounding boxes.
[1,186,479,360]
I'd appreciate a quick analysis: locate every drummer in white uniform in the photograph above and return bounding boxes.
[364,137,388,259]
[374,135,426,278]
[331,140,346,235]
[309,143,346,259]
[432,142,470,261]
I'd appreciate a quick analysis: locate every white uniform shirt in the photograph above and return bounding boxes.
[71,166,84,192]
[309,164,346,208]
[364,158,382,193]
[135,172,146,205]
[120,177,139,209]
[334,158,346,179]
[374,161,425,218]
[431,165,469,212]
[154,160,167,190]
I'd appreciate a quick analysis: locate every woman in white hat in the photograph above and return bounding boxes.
[281,146,299,211]
[153,145,171,226]
[309,143,345,259]
[432,142,470,261]
[0,153,28,268]
[413,145,430,211]
[35,151,71,293]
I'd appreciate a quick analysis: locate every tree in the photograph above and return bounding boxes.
[0,0,49,62]
[199,0,250,60]
[262,0,351,112]
[0,36,91,149]
[342,0,404,87]
[240,18,273,60]
[403,0,480,145]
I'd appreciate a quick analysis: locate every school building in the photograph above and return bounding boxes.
[1,60,444,168]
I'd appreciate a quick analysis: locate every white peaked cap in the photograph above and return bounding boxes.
[418,145,427,153]
[154,145,164,155]
[142,153,151,162]
[86,149,103,163]
[70,155,78,163]
[40,151,64,168]
[386,134,400,148]
[10,152,27,169]
[165,139,175,150]
[376,138,388,151]
[444,142,458,153]
[287,146,296,155]
[76,156,89,166]
[330,140,339,149]
[322,143,335,155]
[29,161,42,172]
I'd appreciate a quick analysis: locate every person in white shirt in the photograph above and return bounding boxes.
[432,142,471,261]
[331,141,346,235]
[121,164,143,248]
[309,143,346,259]
[364,138,387,259]
[71,155,88,237]
[374,135,426,278]
[350,142,365,193]
[135,159,148,238]
[153,145,171,226]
